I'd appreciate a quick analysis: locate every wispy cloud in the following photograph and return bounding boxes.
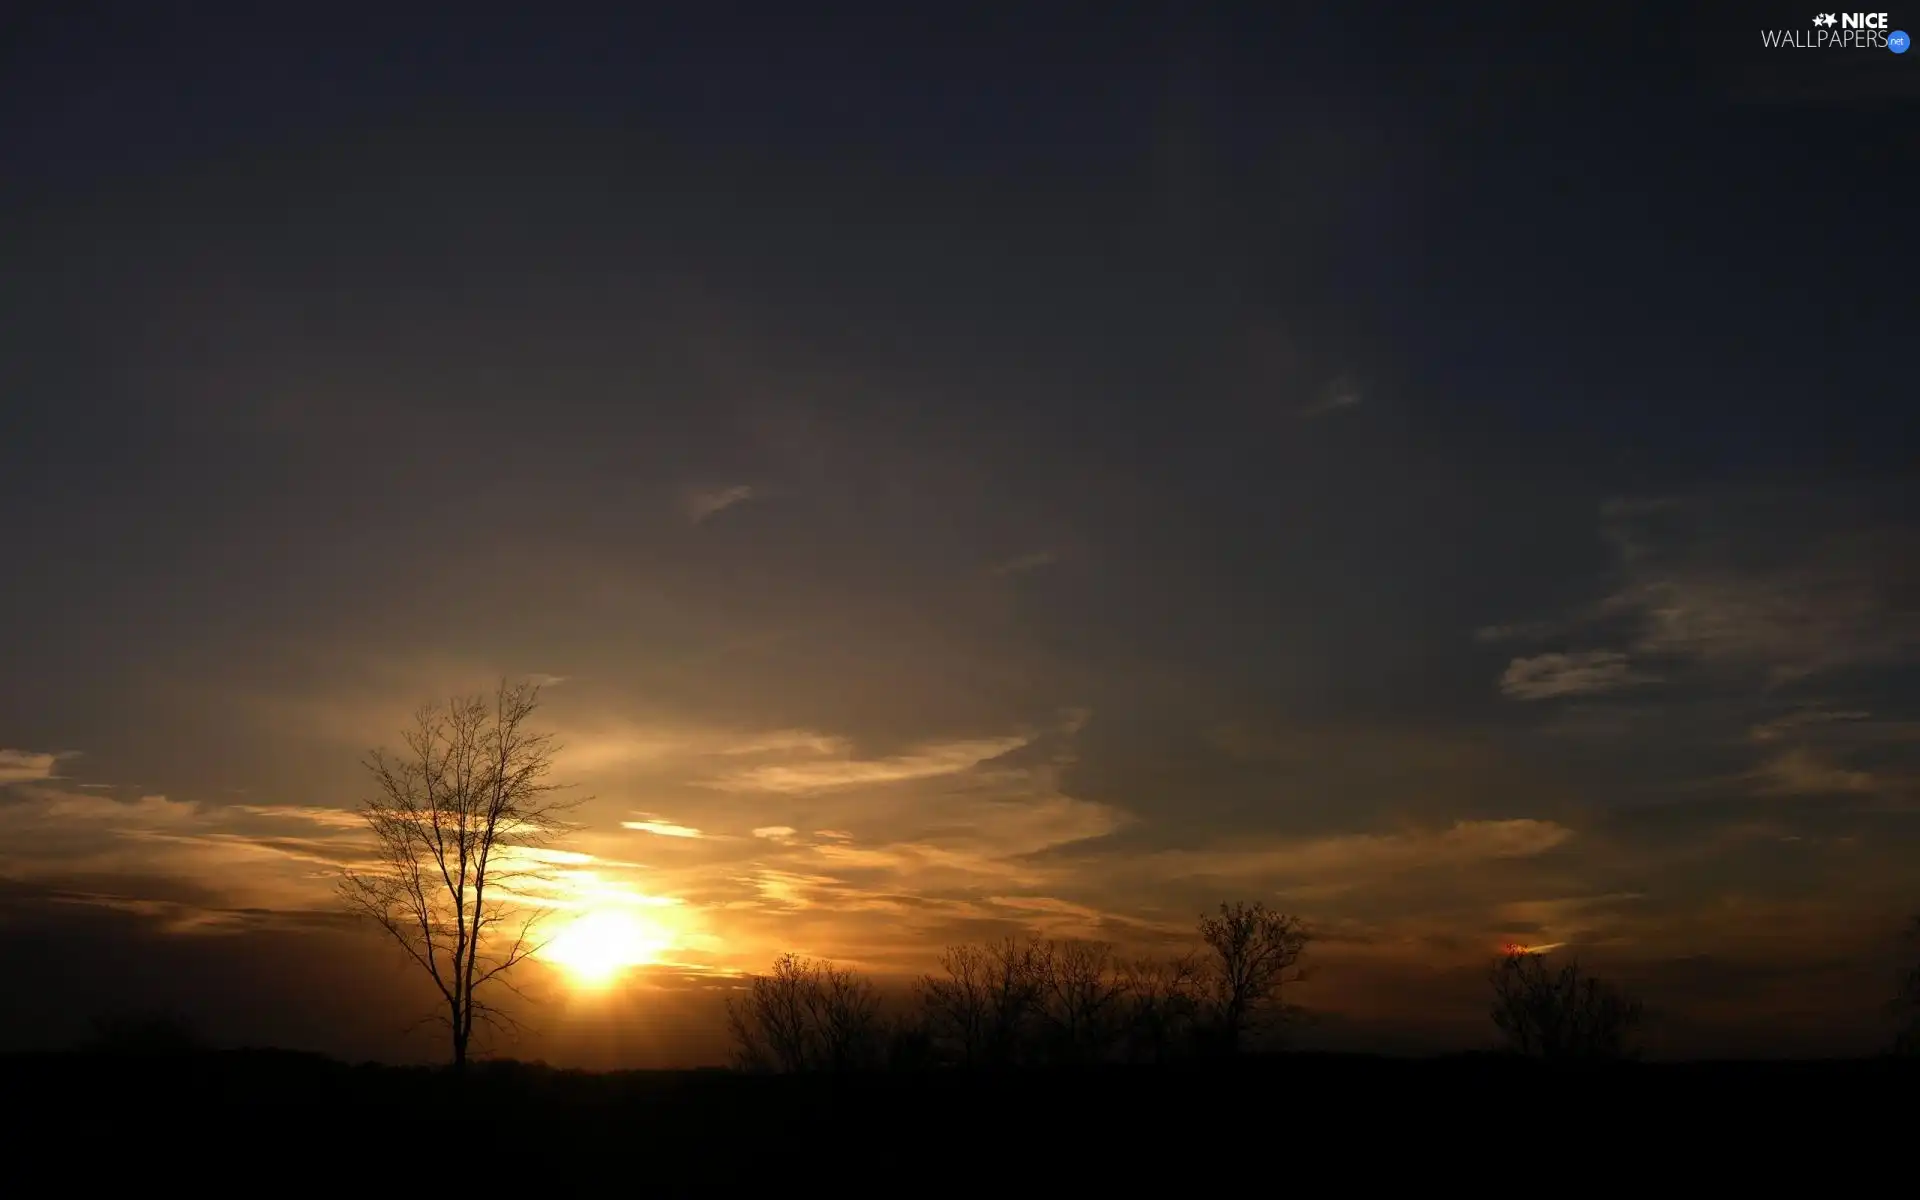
[1507,492,1920,690]
[1749,710,1872,743]
[1500,651,1657,701]
[1482,487,1920,706]
[557,724,849,774]
[0,749,62,785]
[680,484,760,524]
[1295,375,1362,418]
[989,550,1057,577]
[1137,819,1574,890]
[622,816,705,839]
[767,790,1128,896]
[714,735,1031,793]
[1749,747,1879,797]
[1604,573,1910,685]
[717,730,848,757]
[229,804,366,829]
[38,791,199,824]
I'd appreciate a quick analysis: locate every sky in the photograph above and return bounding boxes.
[2,2,1916,1066]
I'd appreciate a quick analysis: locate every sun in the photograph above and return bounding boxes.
[543,908,675,987]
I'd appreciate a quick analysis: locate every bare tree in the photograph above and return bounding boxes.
[813,958,886,1072]
[727,952,815,1073]
[1119,952,1205,1064]
[1197,902,1311,1054]
[980,936,1049,1066]
[919,938,1052,1067]
[727,953,886,1073]
[921,944,996,1067]
[339,679,579,1070]
[1035,939,1128,1064]
[1490,947,1643,1060]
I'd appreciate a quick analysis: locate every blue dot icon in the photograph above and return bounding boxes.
[1892,29,1911,53]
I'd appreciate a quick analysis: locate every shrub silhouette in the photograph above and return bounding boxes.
[725,952,887,1073]
[919,939,1045,1068]
[1490,948,1642,1060]
[742,901,1313,1072]
[1117,952,1205,1064]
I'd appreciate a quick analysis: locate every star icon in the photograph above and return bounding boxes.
[1812,13,1837,26]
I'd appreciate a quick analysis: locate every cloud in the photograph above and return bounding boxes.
[0,749,62,785]
[988,550,1057,577]
[1605,574,1904,684]
[627,724,1131,955]
[622,816,705,839]
[1500,651,1656,701]
[717,730,848,757]
[229,804,366,830]
[1610,493,1916,682]
[1503,941,1567,955]
[557,723,851,775]
[1137,819,1574,890]
[1749,710,1872,743]
[1487,492,1920,698]
[714,735,1031,793]
[792,791,1129,892]
[37,792,200,824]
[1295,375,1362,417]
[680,484,759,524]
[1750,748,1878,797]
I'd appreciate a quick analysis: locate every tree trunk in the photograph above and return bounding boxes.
[451,1018,469,1073]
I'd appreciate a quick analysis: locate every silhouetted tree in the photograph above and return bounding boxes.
[1197,902,1311,1054]
[884,1010,938,1072]
[1034,939,1128,1064]
[1895,915,1920,1055]
[976,937,1048,1066]
[1490,947,1643,1060]
[925,936,1106,1067]
[727,953,886,1073]
[920,943,997,1067]
[339,679,580,1071]
[1119,952,1205,1063]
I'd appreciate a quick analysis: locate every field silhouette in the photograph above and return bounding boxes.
[9,1044,1904,1181]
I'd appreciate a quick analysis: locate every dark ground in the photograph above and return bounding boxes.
[6,1049,1908,1183]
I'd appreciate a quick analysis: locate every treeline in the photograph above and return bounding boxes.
[728,901,1680,1073]
[725,901,1309,1073]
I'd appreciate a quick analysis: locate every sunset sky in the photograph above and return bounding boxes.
[2,3,1915,1066]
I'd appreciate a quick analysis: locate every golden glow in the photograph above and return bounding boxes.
[543,908,676,987]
